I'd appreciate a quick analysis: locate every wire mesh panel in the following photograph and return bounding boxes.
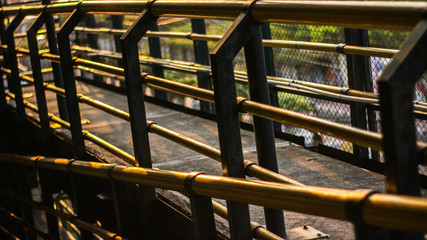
[368,30,427,176]
[271,24,347,85]
[157,18,194,62]
[267,24,353,153]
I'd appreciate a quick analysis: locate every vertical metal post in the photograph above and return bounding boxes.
[0,9,21,236]
[108,167,152,240]
[210,5,262,239]
[189,195,217,240]
[0,65,5,111]
[112,15,123,54]
[0,4,4,107]
[0,70,4,110]
[84,14,103,83]
[378,20,427,240]
[42,0,69,121]
[37,169,60,239]
[120,4,158,239]
[244,27,286,238]
[57,8,98,240]
[121,9,156,169]
[57,8,86,159]
[148,23,167,100]
[345,29,370,165]
[12,163,36,239]
[185,172,217,240]
[261,23,281,133]
[0,10,5,109]
[112,15,125,89]
[4,12,29,163]
[0,77,5,152]
[261,23,275,77]
[191,19,212,113]
[84,15,98,49]
[67,166,96,240]
[27,13,50,151]
[5,12,25,120]
[27,14,60,239]
[0,10,7,152]
[109,181,132,238]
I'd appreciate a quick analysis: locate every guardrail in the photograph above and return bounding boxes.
[1,153,427,237]
[0,1,426,240]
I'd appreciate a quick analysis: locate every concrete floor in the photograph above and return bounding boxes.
[21,81,403,240]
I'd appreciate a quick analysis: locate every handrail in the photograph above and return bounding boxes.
[0,153,426,233]
[72,26,399,58]
[0,1,426,30]
[14,27,398,58]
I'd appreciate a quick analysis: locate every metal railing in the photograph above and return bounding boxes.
[0,1,426,240]
[1,153,427,234]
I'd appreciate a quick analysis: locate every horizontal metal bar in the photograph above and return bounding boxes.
[0,206,53,240]
[6,92,135,165]
[210,200,284,240]
[0,1,426,30]
[267,75,378,99]
[78,94,129,121]
[243,160,305,187]
[71,26,398,58]
[1,153,427,233]
[0,225,20,240]
[151,1,427,30]
[6,92,39,113]
[238,96,382,150]
[262,39,398,58]
[48,114,135,165]
[74,58,124,76]
[0,188,122,240]
[83,130,135,164]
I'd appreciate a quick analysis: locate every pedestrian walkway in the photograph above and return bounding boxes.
[23,81,387,239]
